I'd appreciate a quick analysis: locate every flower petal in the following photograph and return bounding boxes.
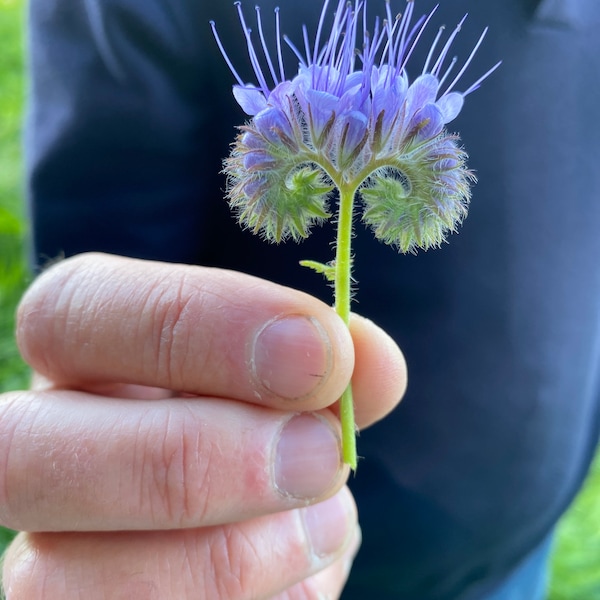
[267,80,297,110]
[232,85,268,116]
[339,83,369,115]
[254,107,295,145]
[412,103,444,139]
[436,92,465,123]
[405,74,440,116]
[303,88,340,140]
[372,76,408,127]
[243,150,278,171]
[241,130,265,149]
[338,110,368,163]
[342,71,364,93]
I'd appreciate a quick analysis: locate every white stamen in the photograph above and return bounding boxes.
[275,7,286,82]
[255,6,279,86]
[235,2,270,95]
[210,20,245,86]
[443,26,489,95]
[431,13,467,77]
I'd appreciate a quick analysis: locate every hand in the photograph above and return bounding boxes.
[0,253,407,599]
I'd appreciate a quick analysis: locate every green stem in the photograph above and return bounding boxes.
[335,183,357,470]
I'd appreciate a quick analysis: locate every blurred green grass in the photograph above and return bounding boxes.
[0,0,599,596]
[0,0,29,394]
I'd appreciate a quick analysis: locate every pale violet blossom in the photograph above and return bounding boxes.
[211,0,500,252]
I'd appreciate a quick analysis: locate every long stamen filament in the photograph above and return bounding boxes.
[443,26,488,95]
[210,21,245,86]
[255,6,279,86]
[274,8,286,82]
[462,60,502,96]
[235,2,270,94]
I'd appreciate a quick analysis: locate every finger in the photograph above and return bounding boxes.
[29,311,408,428]
[349,314,407,429]
[0,390,348,532]
[32,371,175,399]
[17,253,354,412]
[1,488,357,600]
[273,524,361,600]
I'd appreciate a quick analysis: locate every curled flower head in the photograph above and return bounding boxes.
[211,0,499,251]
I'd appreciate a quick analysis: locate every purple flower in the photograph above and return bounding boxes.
[211,0,499,250]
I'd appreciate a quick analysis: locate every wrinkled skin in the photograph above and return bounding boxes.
[0,253,407,599]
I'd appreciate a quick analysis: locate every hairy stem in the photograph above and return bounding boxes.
[335,183,357,470]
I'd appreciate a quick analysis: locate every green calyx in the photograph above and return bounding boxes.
[359,139,474,253]
[225,122,337,243]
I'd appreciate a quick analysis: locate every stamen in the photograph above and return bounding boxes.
[284,34,306,67]
[385,16,401,85]
[320,1,351,91]
[350,1,363,71]
[367,16,387,67]
[358,30,373,103]
[321,0,347,68]
[362,0,368,53]
[275,7,286,82]
[255,6,279,86]
[334,3,358,89]
[423,25,445,74]
[333,13,350,75]
[390,13,407,73]
[396,1,415,68]
[431,13,467,77]
[462,60,502,96]
[235,2,270,95]
[443,26,489,95]
[437,55,457,88]
[399,6,437,73]
[313,0,332,65]
[302,24,312,65]
[384,1,394,66]
[210,21,245,86]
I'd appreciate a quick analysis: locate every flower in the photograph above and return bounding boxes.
[211,0,500,251]
[212,0,499,470]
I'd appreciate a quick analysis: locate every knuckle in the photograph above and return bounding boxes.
[137,408,213,527]
[202,525,262,599]
[197,514,311,600]
[146,274,200,390]
[0,393,37,529]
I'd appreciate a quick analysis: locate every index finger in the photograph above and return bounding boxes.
[17,253,354,412]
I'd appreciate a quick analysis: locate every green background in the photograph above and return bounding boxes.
[0,0,598,596]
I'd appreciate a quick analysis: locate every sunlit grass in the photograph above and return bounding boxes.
[0,0,29,396]
[551,454,600,598]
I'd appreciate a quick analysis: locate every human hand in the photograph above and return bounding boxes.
[0,253,406,599]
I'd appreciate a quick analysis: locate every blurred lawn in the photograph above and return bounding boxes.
[0,0,599,597]
[0,0,29,393]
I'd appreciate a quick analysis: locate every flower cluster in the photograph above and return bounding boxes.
[211,0,499,252]
[212,0,498,469]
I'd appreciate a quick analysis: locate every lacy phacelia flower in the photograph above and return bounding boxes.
[213,0,499,469]
[211,0,499,252]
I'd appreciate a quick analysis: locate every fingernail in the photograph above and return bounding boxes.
[302,487,356,559]
[252,315,332,399]
[274,413,342,499]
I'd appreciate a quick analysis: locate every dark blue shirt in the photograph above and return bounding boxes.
[26,0,600,597]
